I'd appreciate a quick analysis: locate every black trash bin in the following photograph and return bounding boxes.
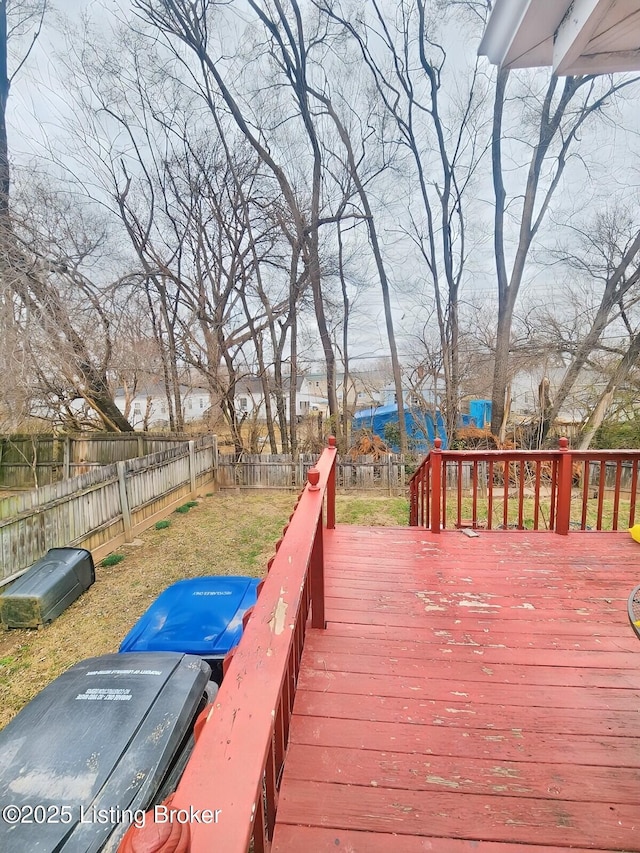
[0,651,215,852]
[0,547,95,628]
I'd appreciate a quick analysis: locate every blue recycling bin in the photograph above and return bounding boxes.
[119,576,260,683]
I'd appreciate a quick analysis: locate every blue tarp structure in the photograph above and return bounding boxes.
[352,404,447,452]
[352,399,493,452]
[469,399,492,428]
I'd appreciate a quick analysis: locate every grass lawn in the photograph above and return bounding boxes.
[0,489,409,729]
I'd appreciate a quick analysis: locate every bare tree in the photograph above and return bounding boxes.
[490,69,640,439]
[131,0,346,444]
[317,0,489,445]
[0,0,47,215]
[533,210,640,443]
[577,330,640,449]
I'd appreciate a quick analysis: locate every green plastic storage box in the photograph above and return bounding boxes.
[0,547,95,628]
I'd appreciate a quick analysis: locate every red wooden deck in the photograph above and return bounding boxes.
[272,526,640,852]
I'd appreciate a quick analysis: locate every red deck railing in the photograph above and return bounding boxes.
[409,437,640,534]
[118,438,337,853]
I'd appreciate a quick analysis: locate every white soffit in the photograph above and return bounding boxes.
[479,0,640,75]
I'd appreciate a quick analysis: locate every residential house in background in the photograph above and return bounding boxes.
[304,366,395,414]
[112,374,330,431]
[112,384,213,430]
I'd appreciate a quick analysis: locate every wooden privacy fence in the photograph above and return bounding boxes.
[0,432,196,489]
[0,436,217,585]
[218,452,407,491]
[409,437,640,533]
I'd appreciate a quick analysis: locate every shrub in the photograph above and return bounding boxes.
[155,520,171,530]
[174,504,191,514]
[101,554,124,567]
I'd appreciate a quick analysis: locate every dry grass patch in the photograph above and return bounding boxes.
[0,491,296,729]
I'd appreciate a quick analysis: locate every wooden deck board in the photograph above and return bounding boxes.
[272,528,640,852]
[273,825,615,853]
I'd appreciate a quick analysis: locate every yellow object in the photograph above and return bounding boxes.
[629,524,640,543]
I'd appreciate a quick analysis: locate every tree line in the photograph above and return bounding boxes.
[1,0,639,455]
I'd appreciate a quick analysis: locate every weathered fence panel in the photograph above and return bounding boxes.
[0,433,197,489]
[217,453,406,491]
[0,436,217,584]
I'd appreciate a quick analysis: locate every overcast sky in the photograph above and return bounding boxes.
[7,0,640,369]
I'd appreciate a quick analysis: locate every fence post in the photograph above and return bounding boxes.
[431,438,442,534]
[556,436,572,535]
[326,436,336,530]
[189,440,197,498]
[63,436,71,481]
[307,468,326,629]
[212,435,218,491]
[117,460,133,543]
[137,435,144,458]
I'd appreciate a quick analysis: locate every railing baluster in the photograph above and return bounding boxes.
[457,459,462,528]
[533,461,541,530]
[253,785,268,853]
[596,461,605,530]
[550,460,557,530]
[503,461,509,529]
[425,464,430,528]
[581,460,589,530]
[488,460,494,530]
[326,437,336,529]
[283,661,293,745]
[294,600,304,671]
[442,459,448,530]
[630,459,639,528]
[472,461,478,528]
[263,739,277,843]
[613,461,622,530]
[518,460,525,529]
[274,698,285,781]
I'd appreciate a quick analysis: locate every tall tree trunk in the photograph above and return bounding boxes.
[312,88,406,452]
[490,67,511,436]
[0,0,9,217]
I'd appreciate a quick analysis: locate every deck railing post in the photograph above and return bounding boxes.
[431,438,442,534]
[556,437,572,535]
[326,436,336,530]
[308,468,326,628]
